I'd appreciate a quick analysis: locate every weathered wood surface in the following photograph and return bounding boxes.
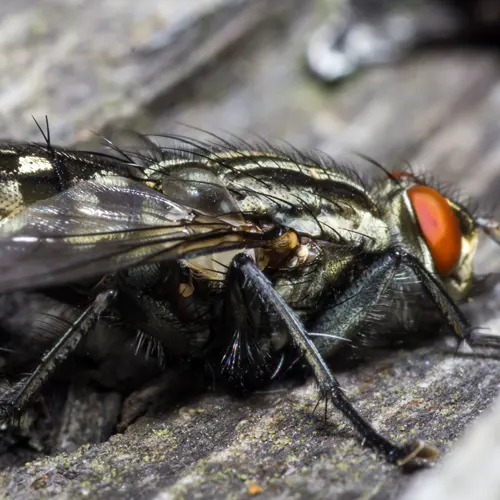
[1,1,500,499]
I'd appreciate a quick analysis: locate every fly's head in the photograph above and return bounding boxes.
[372,172,482,301]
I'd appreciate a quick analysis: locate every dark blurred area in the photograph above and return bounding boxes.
[0,1,499,151]
[308,0,500,82]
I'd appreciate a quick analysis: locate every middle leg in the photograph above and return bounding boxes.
[217,252,438,465]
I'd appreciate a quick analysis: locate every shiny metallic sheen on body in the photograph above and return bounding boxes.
[0,142,135,223]
[0,141,479,340]
[0,135,487,465]
[0,140,480,341]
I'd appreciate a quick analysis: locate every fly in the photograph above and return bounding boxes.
[0,122,498,467]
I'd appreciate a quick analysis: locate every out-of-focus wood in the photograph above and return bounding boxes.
[0,0,304,143]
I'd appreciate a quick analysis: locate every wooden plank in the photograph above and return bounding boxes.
[0,0,304,143]
[1,1,500,499]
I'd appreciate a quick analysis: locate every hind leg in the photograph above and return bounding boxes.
[0,290,116,421]
[216,253,439,465]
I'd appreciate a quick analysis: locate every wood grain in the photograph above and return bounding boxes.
[1,1,500,499]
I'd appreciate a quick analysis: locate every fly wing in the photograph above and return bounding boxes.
[0,176,271,293]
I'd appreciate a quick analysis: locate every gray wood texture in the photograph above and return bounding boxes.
[1,1,500,498]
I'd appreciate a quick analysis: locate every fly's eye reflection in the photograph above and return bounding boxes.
[0,127,498,470]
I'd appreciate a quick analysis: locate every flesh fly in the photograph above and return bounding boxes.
[0,124,498,466]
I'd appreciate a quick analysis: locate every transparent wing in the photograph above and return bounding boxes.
[0,176,273,293]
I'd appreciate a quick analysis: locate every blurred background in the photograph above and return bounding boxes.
[0,0,499,182]
[2,1,500,498]
[0,1,496,162]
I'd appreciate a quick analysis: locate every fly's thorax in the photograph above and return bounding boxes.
[154,156,392,278]
[373,176,479,301]
[145,151,391,251]
[209,156,391,252]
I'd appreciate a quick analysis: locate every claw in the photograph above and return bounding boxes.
[457,339,474,354]
[395,440,439,466]
[475,216,500,246]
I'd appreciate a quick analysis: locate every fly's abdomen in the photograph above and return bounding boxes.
[0,143,59,221]
[0,142,133,223]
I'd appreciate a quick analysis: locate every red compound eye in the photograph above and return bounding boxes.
[407,185,462,276]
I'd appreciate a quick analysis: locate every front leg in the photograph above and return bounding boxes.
[219,253,437,465]
[311,248,472,358]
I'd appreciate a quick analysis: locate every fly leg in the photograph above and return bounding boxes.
[223,253,437,465]
[399,252,471,341]
[310,250,401,357]
[307,247,479,464]
[397,252,495,351]
[311,249,472,356]
[0,290,116,421]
